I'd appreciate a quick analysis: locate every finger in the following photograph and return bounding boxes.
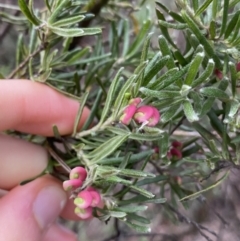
[0,175,67,241]
[0,79,90,136]
[43,223,77,241]
[0,134,48,190]
[0,134,81,221]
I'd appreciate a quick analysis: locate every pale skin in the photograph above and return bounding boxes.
[0,79,90,241]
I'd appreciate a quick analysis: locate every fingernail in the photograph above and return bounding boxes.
[33,186,67,230]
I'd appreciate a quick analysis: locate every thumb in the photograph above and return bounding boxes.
[0,175,67,241]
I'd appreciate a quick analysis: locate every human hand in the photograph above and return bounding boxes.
[0,79,90,241]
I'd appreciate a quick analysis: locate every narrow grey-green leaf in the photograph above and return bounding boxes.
[143,55,170,86]
[184,52,204,86]
[181,10,221,69]
[48,0,69,24]
[219,0,229,37]
[229,62,237,97]
[100,67,124,124]
[183,100,199,122]
[158,20,187,29]
[114,205,148,213]
[53,15,85,27]
[140,87,180,99]
[195,0,213,16]
[130,185,155,198]
[158,35,175,69]
[224,10,240,39]
[161,104,181,123]
[90,134,129,163]
[49,26,101,37]
[73,92,89,136]
[200,87,229,101]
[18,0,40,25]
[192,59,214,88]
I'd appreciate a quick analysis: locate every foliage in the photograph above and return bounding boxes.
[1,0,240,237]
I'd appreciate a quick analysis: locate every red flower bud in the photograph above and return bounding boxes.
[170,148,182,160]
[214,69,223,80]
[63,179,83,191]
[119,105,137,125]
[236,62,240,72]
[74,190,93,209]
[171,141,183,150]
[74,206,93,220]
[128,97,142,106]
[70,167,87,181]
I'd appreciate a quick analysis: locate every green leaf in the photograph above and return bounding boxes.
[127,213,151,224]
[229,62,237,97]
[114,205,148,213]
[81,90,103,131]
[180,172,229,201]
[99,67,124,124]
[183,100,199,122]
[129,185,155,198]
[224,10,240,39]
[48,0,69,24]
[140,87,180,99]
[143,53,169,86]
[156,9,176,48]
[195,0,213,16]
[219,0,229,37]
[109,211,126,218]
[124,222,151,233]
[200,87,229,101]
[49,26,101,37]
[98,176,132,185]
[158,35,175,69]
[159,132,169,158]
[126,20,151,59]
[192,59,214,88]
[184,52,204,86]
[18,0,40,25]
[73,92,89,136]
[97,150,154,165]
[161,104,181,123]
[136,175,168,186]
[209,20,216,39]
[53,15,85,27]
[119,195,166,205]
[90,134,129,163]
[181,10,221,69]
[158,20,187,29]
[153,65,190,90]
[117,168,155,178]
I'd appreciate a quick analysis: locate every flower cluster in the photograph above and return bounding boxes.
[120,98,160,127]
[63,167,102,219]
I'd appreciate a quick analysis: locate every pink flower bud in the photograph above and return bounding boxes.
[70,167,87,181]
[214,69,223,80]
[74,206,93,220]
[236,62,240,72]
[74,190,93,209]
[63,179,83,191]
[119,105,137,125]
[89,190,101,207]
[147,107,160,127]
[170,148,182,160]
[128,97,142,106]
[171,141,183,150]
[133,106,154,123]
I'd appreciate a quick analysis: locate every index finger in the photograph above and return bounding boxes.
[0,79,89,136]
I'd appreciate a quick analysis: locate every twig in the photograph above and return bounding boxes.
[101,219,120,241]
[166,204,217,241]
[47,146,71,173]
[7,43,46,79]
[170,116,185,135]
